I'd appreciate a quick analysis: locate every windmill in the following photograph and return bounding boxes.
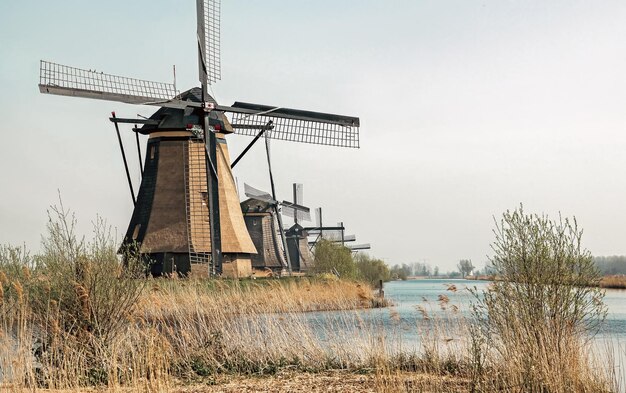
[279,184,317,272]
[241,126,311,274]
[242,183,310,274]
[38,1,360,277]
[240,198,286,274]
[306,208,371,252]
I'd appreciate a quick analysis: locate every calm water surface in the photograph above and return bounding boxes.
[304,279,626,383]
[383,279,626,337]
[382,279,626,386]
[306,279,626,338]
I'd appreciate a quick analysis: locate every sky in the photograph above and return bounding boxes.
[1,0,626,272]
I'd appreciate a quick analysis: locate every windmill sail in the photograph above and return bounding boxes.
[244,183,277,205]
[348,243,371,251]
[307,228,343,238]
[328,234,356,242]
[225,102,360,148]
[281,202,311,222]
[38,60,180,107]
[197,0,221,86]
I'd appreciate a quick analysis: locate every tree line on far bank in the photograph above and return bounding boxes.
[313,238,626,286]
[312,241,478,286]
[593,256,626,275]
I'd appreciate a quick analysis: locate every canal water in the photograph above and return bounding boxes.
[304,279,626,385]
[381,279,626,386]
[383,279,626,338]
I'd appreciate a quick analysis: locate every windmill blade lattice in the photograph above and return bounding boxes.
[228,103,360,148]
[307,228,343,238]
[197,0,221,85]
[38,60,180,106]
[325,233,356,242]
[315,208,322,228]
[294,183,303,206]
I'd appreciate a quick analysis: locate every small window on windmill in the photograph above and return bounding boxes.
[150,146,155,160]
[132,224,141,240]
[253,218,258,226]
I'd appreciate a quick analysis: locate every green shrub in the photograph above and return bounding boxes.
[390,264,411,280]
[312,239,358,279]
[354,253,390,286]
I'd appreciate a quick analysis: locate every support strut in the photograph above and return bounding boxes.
[231,121,273,169]
[110,112,136,206]
[134,126,143,177]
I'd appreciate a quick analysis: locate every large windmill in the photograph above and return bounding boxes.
[38,1,360,277]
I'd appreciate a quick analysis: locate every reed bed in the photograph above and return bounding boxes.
[0,205,618,392]
[599,275,626,289]
[0,264,616,392]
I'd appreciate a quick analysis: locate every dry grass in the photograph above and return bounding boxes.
[599,275,626,289]
[0,265,616,392]
[140,276,384,315]
[0,271,388,391]
[0,205,617,392]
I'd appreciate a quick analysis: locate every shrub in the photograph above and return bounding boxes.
[0,201,147,389]
[470,205,608,391]
[312,239,358,279]
[390,264,410,280]
[354,253,390,286]
[30,202,146,341]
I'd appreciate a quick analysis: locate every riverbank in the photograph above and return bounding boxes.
[172,370,467,392]
[140,275,389,315]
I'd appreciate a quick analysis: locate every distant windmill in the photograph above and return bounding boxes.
[240,198,286,273]
[38,0,360,277]
[347,243,372,252]
[281,184,316,272]
[306,208,371,252]
[242,183,310,274]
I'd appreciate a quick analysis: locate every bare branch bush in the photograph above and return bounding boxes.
[470,205,609,392]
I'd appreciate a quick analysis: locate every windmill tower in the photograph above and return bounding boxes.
[240,197,286,273]
[38,1,360,277]
[282,184,316,272]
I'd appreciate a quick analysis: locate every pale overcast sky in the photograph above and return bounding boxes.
[1,1,626,272]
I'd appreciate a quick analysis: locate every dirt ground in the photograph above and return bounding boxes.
[172,370,466,393]
[30,371,466,392]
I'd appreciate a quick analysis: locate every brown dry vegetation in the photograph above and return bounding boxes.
[471,274,626,291]
[0,205,619,392]
[599,275,626,289]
